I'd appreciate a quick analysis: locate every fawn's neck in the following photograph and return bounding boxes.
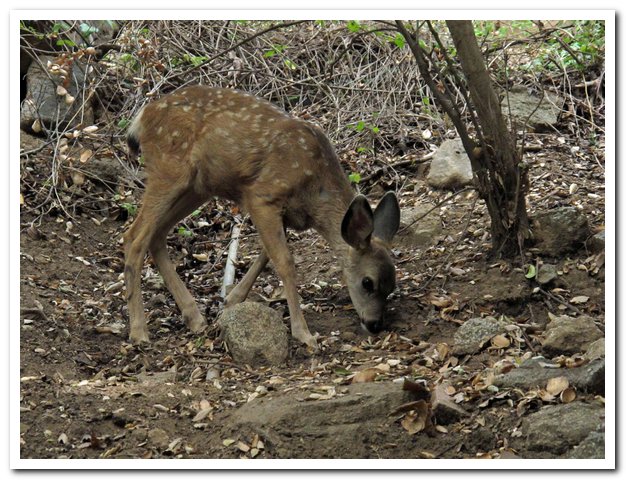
[312,181,356,266]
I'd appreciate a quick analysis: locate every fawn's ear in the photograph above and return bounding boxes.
[341,195,374,251]
[373,191,400,244]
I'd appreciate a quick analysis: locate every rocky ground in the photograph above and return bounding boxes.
[18,109,607,462]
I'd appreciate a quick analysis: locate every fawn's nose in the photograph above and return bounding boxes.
[361,318,384,334]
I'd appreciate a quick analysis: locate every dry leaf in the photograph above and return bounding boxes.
[192,407,213,422]
[79,149,93,163]
[222,438,236,447]
[236,441,250,453]
[373,362,391,373]
[400,400,431,435]
[546,376,569,395]
[491,334,510,349]
[428,294,453,308]
[83,125,99,134]
[570,295,589,304]
[560,387,576,403]
[352,368,382,383]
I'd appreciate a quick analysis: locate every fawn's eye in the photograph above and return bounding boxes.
[362,277,374,292]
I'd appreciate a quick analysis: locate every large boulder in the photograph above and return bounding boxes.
[503,85,563,132]
[20,55,94,133]
[518,402,604,455]
[531,207,589,256]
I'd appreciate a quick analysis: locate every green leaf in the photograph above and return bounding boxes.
[79,22,99,36]
[525,264,537,279]
[347,20,361,32]
[334,368,352,376]
[283,58,297,70]
[56,38,77,47]
[394,33,406,49]
[121,203,138,217]
[348,172,361,184]
[178,226,193,238]
[117,118,130,129]
[355,121,366,132]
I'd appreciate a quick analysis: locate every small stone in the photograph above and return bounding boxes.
[218,302,289,366]
[452,316,511,355]
[148,428,169,449]
[427,138,474,190]
[536,264,558,285]
[398,203,443,249]
[431,384,469,424]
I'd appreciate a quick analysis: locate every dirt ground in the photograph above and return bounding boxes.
[18,126,606,461]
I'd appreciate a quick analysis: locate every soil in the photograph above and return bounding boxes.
[18,126,606,461]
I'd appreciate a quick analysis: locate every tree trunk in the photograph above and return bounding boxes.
[446,20,529,258]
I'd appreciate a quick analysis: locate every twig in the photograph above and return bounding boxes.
[221,216,242,301]
[538,288,583,315]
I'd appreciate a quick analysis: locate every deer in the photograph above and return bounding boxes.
[123,85,400,350]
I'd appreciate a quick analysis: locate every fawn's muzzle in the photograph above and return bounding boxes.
[361,318,384,334]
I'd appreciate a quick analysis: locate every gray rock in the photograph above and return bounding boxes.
[397,203,442,249]
[453,316,511,355]
[431,384,469,424]
[520,402,604,455]
[536,264,558,285]
[503,86,563,132]
[427,138,474,190]
[565,429,605,459]
[531,207,589,256]
[585,338,605,361]
[493,357,605,395]
[20,55,94,133]
[218,302,289,366]
[542,314,603,356]
[222,382,418,458]
[587,230,605,253]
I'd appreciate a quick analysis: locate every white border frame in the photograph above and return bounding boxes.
[9,8,616,472]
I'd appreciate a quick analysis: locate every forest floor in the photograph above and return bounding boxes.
[18,123,606,461]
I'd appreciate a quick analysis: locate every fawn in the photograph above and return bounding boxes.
[124,86,400,350]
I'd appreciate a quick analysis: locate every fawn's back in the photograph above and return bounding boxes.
[130,85,354,230]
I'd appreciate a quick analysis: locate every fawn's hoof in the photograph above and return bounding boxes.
[185,314,208,334]
[293,330,319,352]
[129,327,150,344]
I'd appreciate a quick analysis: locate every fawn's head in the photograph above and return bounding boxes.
[340,191,400,334]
